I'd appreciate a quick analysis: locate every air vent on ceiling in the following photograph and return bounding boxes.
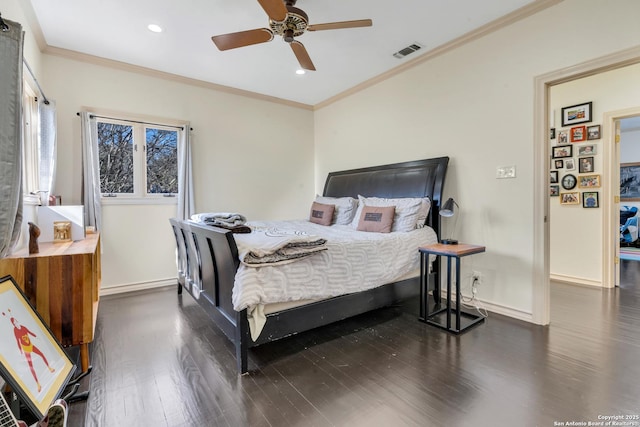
[393,43,422,59]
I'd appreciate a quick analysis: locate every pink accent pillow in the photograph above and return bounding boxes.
[309,202,335,226]
[357,205,395,233]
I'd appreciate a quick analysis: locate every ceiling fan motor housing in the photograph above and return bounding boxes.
[270,6,308,42]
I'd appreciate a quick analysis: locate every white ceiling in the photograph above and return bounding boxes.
[28,0,537,106]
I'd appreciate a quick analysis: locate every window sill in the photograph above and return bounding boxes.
[100,197,177,206]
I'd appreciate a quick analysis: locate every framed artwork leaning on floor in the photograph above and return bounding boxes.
[0,275,75,419]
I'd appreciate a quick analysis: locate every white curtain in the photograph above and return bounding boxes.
[38,98,57,205]
[80,112,102,231]
[177,126,194,220]
[0,18,24,257]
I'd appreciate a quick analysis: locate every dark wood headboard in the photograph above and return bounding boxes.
[322,157,450,238]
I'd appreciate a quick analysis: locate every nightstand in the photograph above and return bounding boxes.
[419,243,486,334]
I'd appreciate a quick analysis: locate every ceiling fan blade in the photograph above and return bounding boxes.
[212,28,274,51]
[307,19,373,32]
[290,40,316,71]
[257,0,288,22]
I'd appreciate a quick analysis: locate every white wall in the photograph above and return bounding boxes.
[314,0,640,319]
[621,128,640,162]
[39,55,314,291]
[549,64,640,285]
[0,0,42,79]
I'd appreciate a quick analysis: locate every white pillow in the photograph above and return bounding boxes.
[416,197,432,228]
[314,196,358,225]
[351,195,424,232]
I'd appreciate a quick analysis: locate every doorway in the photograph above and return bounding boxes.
[618,116,640,283]
[533,47,640,326]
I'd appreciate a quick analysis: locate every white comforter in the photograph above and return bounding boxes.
[232,220,437,313]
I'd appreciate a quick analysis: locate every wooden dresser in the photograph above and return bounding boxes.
[0,232,101,372]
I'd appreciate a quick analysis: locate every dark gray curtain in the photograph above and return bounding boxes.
[0,18,24,257]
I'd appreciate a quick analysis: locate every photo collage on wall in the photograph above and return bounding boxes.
[550,101,600,208]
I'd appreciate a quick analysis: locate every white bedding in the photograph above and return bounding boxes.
[232,220,438,338]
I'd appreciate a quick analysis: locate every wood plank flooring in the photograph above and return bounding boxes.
[64,263,640,426]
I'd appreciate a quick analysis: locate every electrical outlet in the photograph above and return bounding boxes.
[472,270,482,286]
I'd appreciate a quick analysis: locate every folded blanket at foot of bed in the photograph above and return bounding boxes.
[191,212,247,227]
[235,225,327,267]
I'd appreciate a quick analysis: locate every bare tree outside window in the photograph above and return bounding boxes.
[98,122,134,194]
[146,128,178,194]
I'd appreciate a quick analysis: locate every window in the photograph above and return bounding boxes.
[96,117,180,200]
[21,82,40,201]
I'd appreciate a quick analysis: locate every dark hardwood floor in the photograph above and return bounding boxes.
[64,262,640,426]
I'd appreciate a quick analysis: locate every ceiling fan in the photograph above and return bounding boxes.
[211,0,373,71]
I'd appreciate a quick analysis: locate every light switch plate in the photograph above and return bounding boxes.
[496,165,516,179]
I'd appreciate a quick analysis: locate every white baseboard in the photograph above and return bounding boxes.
[441,291,533,323]
[550,273,602,288]
[100,278,177,296]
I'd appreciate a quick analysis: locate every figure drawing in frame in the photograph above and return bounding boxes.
[4,310,57,393]
[0,276,75,418]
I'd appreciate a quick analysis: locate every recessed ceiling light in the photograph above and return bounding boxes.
[296,69,306,75]
[148,24,162,33]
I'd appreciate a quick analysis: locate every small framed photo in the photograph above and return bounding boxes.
[587,125,601,140]
[565,158,575,171]
[550,128,556,140]
[554,159,564,169]
[582,191,599,208]
[561,173,577,190]
[570,125,587,142]
[561,101,592,127]
[550,185,560,197]
[579,156,595,173]
[552,145,573,158]
[578,144,597,156]
[557,130,569,144]
[550,170,559,183]
[579,174,601,188]
[560,192,580,205]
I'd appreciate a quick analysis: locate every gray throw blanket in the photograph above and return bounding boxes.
[191,212,247,228]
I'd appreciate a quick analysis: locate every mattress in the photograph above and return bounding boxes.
[232,220,437,339]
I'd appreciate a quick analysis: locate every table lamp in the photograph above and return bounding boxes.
[439,197,459,245]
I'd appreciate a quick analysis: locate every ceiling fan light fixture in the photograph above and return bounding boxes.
[283,29,295,43]
[147,24,163,33]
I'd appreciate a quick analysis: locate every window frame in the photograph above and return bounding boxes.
[21,81,41,205]
[91,110,185,205]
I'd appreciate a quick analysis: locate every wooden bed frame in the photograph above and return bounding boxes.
[170,156,449,374]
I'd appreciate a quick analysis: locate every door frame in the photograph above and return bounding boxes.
[533,46,640,325]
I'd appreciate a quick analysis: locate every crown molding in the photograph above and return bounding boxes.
[43,45,314,111]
